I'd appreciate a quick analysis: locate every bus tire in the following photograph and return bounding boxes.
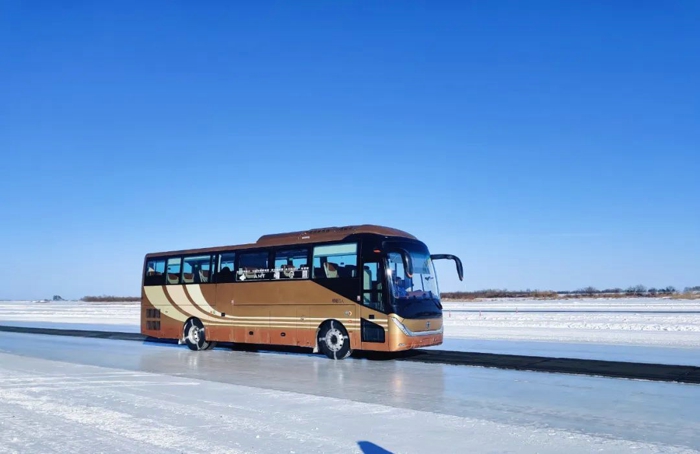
[183,318,211,351]
[203,341,217,350]
[318,320,352,360]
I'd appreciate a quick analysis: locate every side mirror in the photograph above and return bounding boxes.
[430,254,464,281]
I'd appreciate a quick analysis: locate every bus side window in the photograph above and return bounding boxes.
[182,255,212,284]
[216,252,236,283]
[312,243,357,279]
[166,258,182,285]
[237,252,269,281]
[273,248,309,279]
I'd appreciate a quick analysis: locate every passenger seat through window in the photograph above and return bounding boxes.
[323,262,339,278]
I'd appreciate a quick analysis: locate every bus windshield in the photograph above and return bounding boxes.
[387,245,441,318]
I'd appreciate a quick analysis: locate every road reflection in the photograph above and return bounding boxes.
[136,344,447,408]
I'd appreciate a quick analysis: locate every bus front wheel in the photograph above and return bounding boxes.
[183,318,213,351]
[318,321,352,360]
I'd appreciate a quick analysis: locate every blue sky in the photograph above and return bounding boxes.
[1,1,698,299]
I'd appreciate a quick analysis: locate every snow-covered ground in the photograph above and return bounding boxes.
[443,299,700,348]
[0,332,698,453]
[1,298,699,365]
[439,298,700,364]
[0,300,138,329]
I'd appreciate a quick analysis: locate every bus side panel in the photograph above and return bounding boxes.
[141,286,182,340]
[199,284,219,314]
[214,281,362,348]
[269,305,297,346]
[197,284,236,342]
[140,287,148,335]
[241,305,269,344]
[359,306,391,352]
[205,326,234,342]
[144,280,366,350]
[295,306,311,348]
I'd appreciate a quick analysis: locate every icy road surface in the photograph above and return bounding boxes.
[2,299,700,365]
[0,332,699,453]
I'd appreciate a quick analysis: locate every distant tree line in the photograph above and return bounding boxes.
[441,289,559,300]
[442,285,700,300]
[560,285,678,297]
[81,295,140,302]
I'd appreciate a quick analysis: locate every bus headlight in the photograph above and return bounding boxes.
[391,316,411,336]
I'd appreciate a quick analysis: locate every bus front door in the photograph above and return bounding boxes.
[359,261,389,350]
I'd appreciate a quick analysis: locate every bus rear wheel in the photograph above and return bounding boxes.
[183,318,212,351]
[318,321,352,360]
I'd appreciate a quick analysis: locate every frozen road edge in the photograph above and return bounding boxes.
[1,324,699,385]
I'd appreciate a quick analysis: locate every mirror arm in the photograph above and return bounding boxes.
[430,254,464,281]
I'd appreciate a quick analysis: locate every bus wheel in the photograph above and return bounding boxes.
[318,320,352,360]
[183,318,211,351]
[203,341,217,350]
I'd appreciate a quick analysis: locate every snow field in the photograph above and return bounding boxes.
[0,300,138,326]
[442,299,700,348]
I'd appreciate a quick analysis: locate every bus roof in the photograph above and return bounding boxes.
[145,224,417,258]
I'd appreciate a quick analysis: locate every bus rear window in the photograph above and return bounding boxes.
[144,258,166,286]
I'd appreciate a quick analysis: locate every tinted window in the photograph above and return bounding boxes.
[237,252,269,281]
[273,249,309,279]
[217,252,236,283]
[166,258,182,285]
[144,258,166,286]
[183,255,212,284]
[312,243,357,279]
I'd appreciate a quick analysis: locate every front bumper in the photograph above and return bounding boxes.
[388,316,444,351]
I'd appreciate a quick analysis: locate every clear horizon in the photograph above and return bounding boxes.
[1,2,698,300]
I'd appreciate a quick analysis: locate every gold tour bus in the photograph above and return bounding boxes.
[141,225,463,359]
